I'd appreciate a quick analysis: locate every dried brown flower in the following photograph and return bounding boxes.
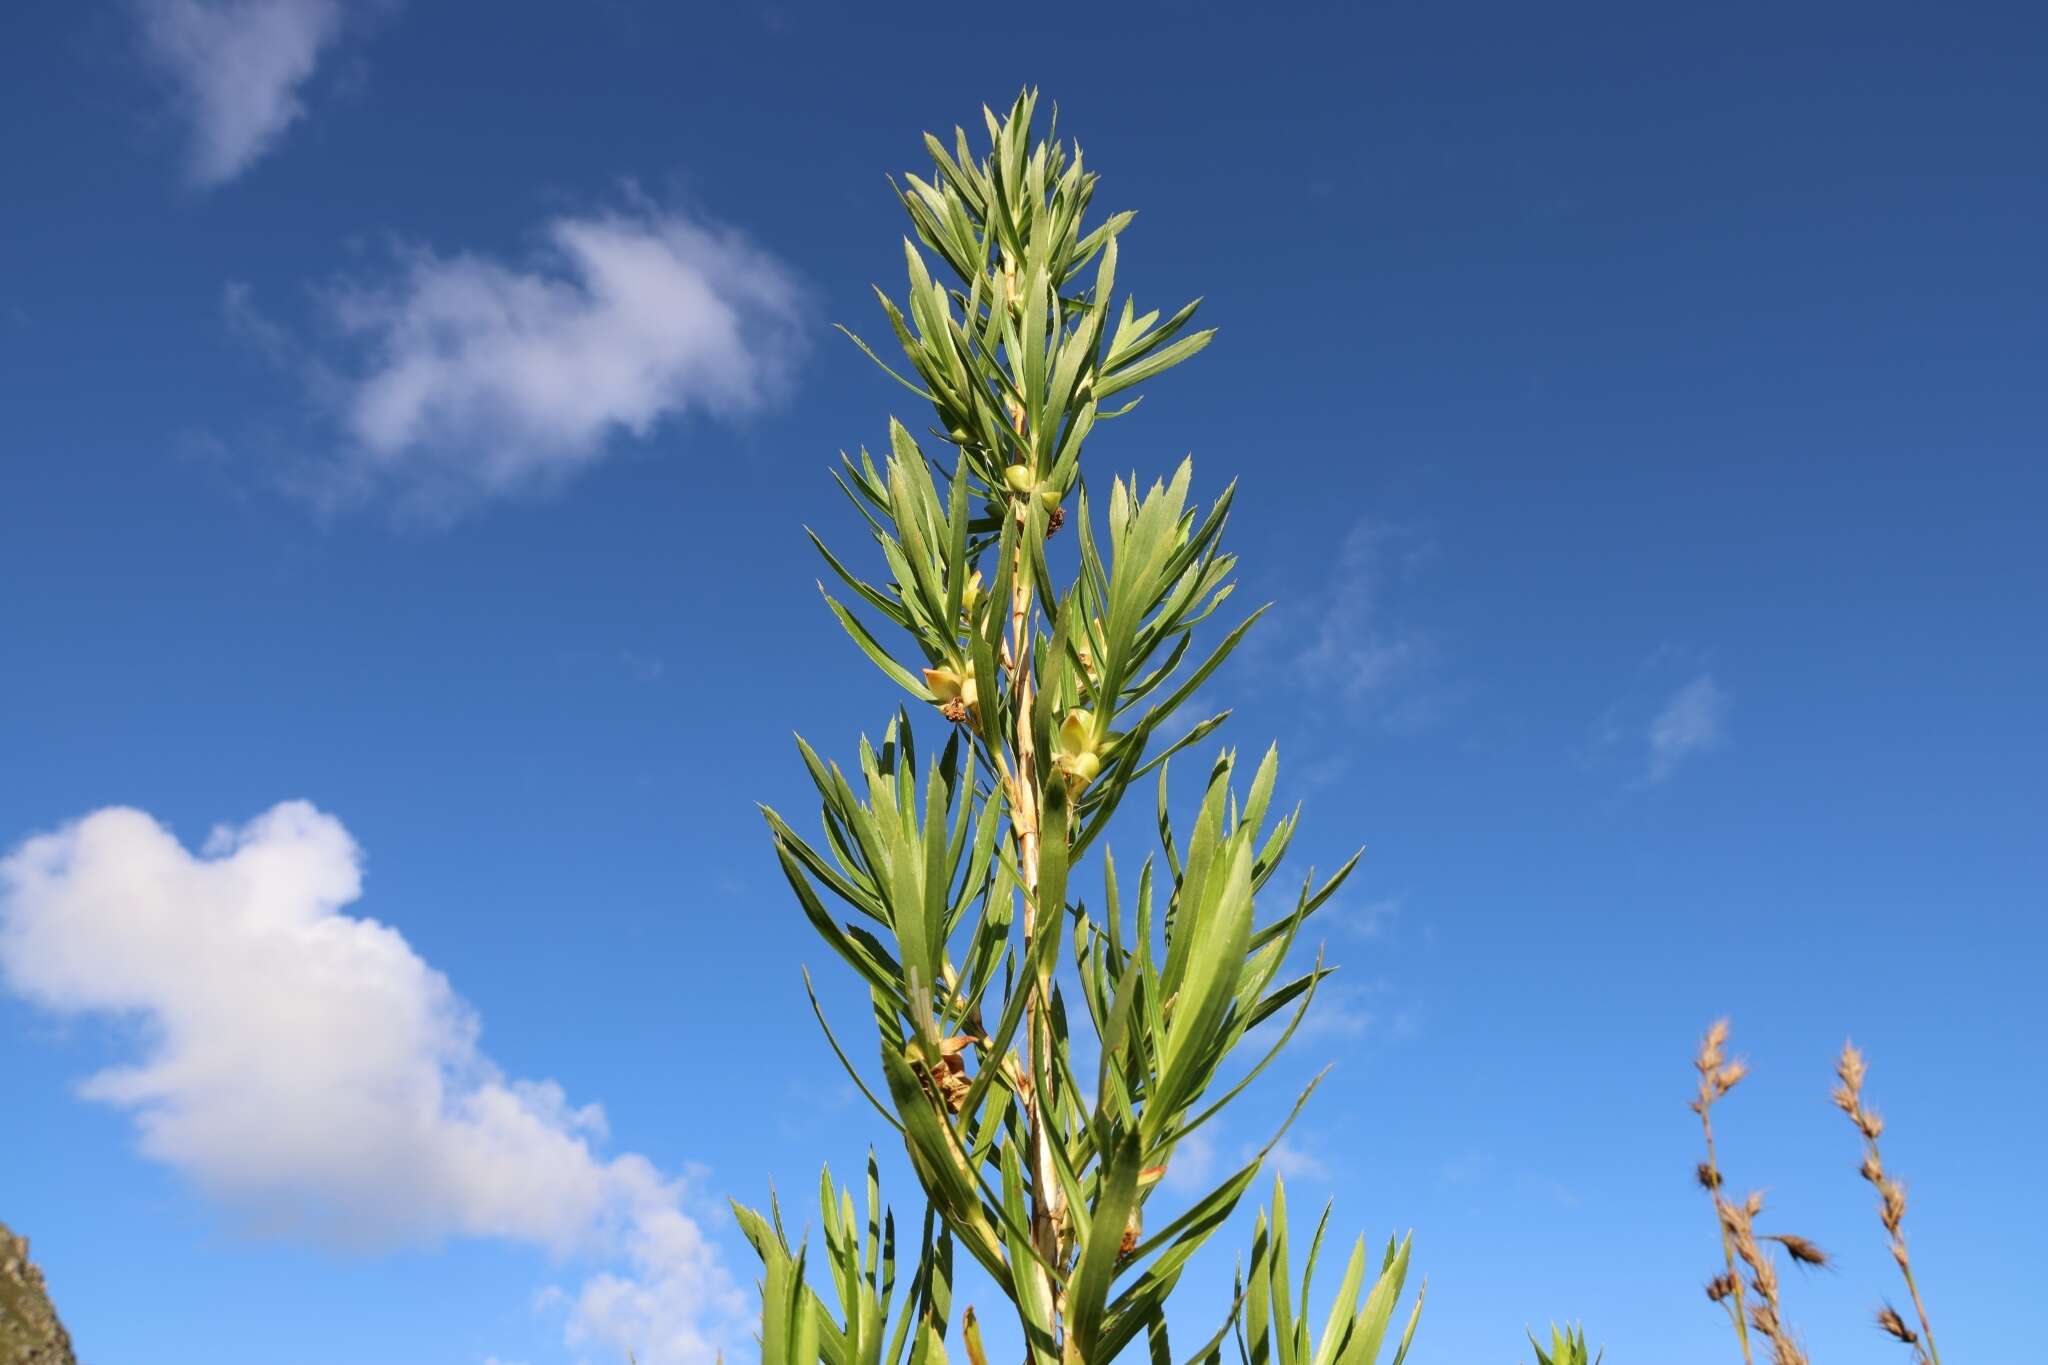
[1881,1178,1908,1235]
[1768,1234,1830,1268]
[1699,1019,1731,1071]
[1834,1042,1941,1364]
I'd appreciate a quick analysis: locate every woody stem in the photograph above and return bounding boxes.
[1005,426,1065,1351]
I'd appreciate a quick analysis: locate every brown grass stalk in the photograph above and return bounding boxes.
[1692,1020,1829,1365]
[1693,1019,1756,1365]
[1834,1042,1940,1365]
[1720,1191,1811,1365]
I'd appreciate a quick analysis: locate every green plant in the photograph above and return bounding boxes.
[1237,1177,1422,1365]
[734,90,1417,1365]
[1527,1323,1600,1365]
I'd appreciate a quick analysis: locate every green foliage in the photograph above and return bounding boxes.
[735,1157,956,1365]
[741,89,1415,1365]
[1528,1323,1601,1365]
[1236,1179,1423,1365]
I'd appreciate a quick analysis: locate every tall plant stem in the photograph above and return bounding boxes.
[1900,1260,1940,1365]
[1860,1124,1941,1365]
[1004,415,1066,1352]
[1700,1114,1754,1365]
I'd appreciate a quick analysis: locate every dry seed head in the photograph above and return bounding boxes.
[1716,1061,1750,1095]
[1705,1273,1738,1303]
[1837,1041,1867,1094]
[1768,1234,1830,1268]
[1745,1190,1767,1219]
[1698,1018,1731,1073]
[1860,1154,1884,1185]
[1875,1304,1918,1344]
[1880,1178,1907,1234]
[1696,1161,1722,1191]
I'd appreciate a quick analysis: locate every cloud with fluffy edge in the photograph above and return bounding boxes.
[137,0,355,185]
[0,800,744,1364]
[235,199,807,512]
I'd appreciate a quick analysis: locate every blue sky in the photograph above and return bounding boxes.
[3,3,2044,1363]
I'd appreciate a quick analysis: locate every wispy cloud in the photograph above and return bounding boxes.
[1158,1127,1219,1196]
[1330,895,1402,940]
[1254,975,1420,1049]
[1263,1138,1329,1182]
[1263,519,1455,773]
[0,802,744,1364]
[1294,520,1439,723]
[136,0,364,186]
[233,199,806,515]
[1646,673,1729,783]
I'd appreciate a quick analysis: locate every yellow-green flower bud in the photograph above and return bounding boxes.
[1037,486,1062,513]
[1054,708,1102,792]
[1003,465,1035,497]
[1059,708,1094,757]
[922,665,977,724]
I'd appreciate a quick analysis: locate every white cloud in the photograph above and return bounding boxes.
[1292,520,1443,732]
[566,1203,738,1365]
[1157,1126,1218,1196]
[287,203,806,508]
[1647,673,1728,782]
[0,802,745,1364]
[1262,1138,1329,1182]
[1332,895,1400,940]
[137,0,352,186]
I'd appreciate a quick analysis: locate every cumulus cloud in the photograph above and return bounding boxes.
[1647,674,1728,782]
[566,1204,738,1365]
[137,0,353,185]
[0,802,744,1363]
[270,203,806,508]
